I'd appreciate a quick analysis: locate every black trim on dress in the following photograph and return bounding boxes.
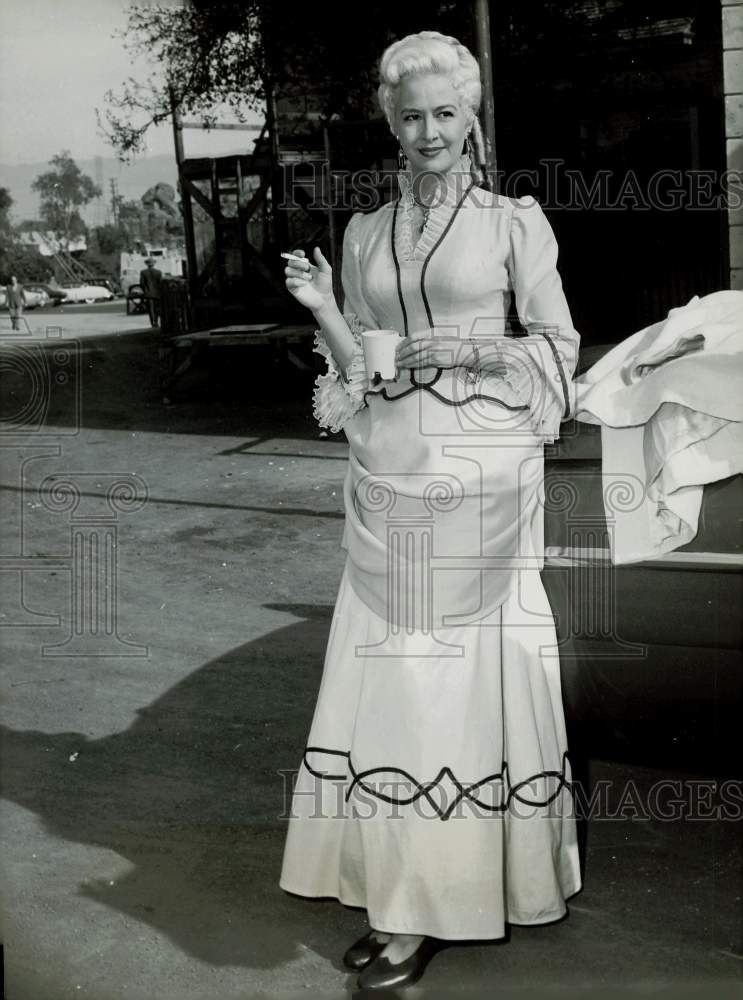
[362,381,529,411]
[418,179,476,330]
[390,199,409,338]
[535,328,572,419]
[301,745,574,822]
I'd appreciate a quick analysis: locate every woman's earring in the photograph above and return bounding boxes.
[465,131,475,164]
[397,144,407,170]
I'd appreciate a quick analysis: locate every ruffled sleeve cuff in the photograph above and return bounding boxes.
[311,315,370,433]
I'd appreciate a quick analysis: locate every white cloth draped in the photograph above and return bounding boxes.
[572,290,743,562]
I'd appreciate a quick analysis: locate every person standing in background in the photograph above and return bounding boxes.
[5,276,25,330]
[139,258,163,327]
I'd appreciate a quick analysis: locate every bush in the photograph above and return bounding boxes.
[0,244,50,284]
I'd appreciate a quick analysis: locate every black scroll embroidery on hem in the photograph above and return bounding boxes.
[302,746,573,822]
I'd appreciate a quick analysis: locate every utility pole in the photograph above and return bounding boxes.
[264,77,288,254]
[109,178,121,225]
[170,84,197,287]
[474,0,497,192]
[94,155,105,226]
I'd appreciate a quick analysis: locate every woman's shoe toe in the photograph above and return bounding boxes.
[342,930,387,971]
[356,936,439,989]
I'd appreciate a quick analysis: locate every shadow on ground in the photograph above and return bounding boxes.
[0,327,338,441]
[1,605,351,970]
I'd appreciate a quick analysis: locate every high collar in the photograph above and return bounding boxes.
[394,151,475,262]
[396,151,475,208]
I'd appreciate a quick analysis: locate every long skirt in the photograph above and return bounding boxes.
[279,555,582,940]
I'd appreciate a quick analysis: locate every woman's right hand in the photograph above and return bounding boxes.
[284,247,335,314]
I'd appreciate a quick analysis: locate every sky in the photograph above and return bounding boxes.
[0,0,264,166]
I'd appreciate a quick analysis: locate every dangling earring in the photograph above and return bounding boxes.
[397,144,407,171]
[465,131,475,165]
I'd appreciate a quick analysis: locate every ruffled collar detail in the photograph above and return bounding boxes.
[395,152,476,262]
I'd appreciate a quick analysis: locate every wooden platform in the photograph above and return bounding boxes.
[159,322,317,400]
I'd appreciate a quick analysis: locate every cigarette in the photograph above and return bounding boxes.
[280,252,306,262]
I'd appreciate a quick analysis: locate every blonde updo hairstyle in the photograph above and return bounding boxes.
[377,30,486,176]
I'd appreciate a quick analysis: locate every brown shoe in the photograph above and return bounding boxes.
[356,935,440,989]
[342,930,387,971]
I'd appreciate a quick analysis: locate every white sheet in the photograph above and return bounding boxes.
[572,291,743,563]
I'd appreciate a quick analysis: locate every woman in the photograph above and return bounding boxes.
[5,276,25,331]
[279,30,582,990]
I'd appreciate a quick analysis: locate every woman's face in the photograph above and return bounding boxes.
[394,72,469,178]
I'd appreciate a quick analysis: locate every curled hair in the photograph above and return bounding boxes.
[377,30,482,132]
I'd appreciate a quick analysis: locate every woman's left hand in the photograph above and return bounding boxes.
[395,336,467,370]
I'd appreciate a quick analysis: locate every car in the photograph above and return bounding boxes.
[23,283,68,306]
[59,284,115,304]
[24,288,48,308]
[0,287,47,309]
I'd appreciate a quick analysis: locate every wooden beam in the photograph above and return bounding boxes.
[241,175,271,222]
[195,251,217,290]
[323,124,339,304]
[245,122,268,172]
[171,87,198,291]
[181,176,215,217]
[236,158,251,302]
[210,159,224,303]
[474,0,497,191]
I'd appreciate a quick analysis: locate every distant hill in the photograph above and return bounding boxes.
[0,154,182,226]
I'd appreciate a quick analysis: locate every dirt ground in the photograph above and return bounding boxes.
[0,304,740,1000]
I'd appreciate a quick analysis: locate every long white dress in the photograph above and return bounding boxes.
[278,152,583,939]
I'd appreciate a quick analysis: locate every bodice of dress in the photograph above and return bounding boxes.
[353,152,514,353]
[313,151,581,443]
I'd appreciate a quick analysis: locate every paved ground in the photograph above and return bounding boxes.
[0,305,740,999]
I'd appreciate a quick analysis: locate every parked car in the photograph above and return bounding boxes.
[60,284,115,304]
[24,283,68,305]
[0,287,47,309]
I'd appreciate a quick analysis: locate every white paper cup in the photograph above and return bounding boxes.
[361,329,402,381]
